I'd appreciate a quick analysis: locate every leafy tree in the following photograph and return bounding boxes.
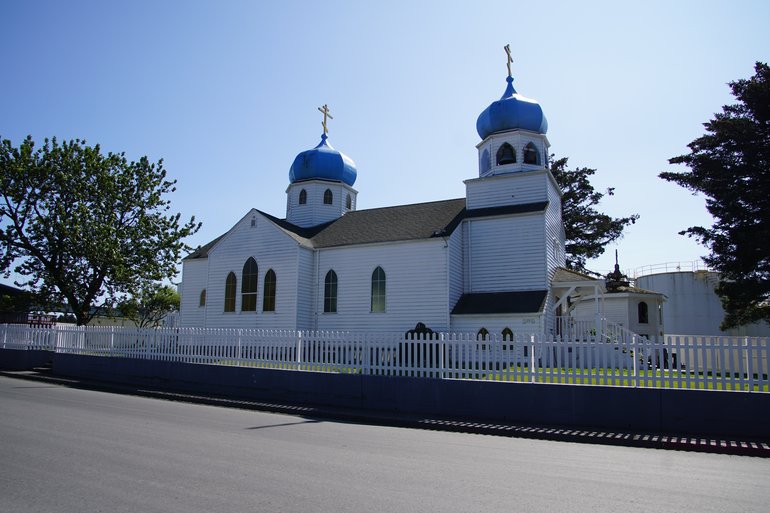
[119,282,180,328]
[551,156,639,271]
[660,62,770,329]
[0,136,200,325]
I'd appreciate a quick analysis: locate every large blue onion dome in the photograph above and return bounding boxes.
[476,76,548,140]
[289,134,357,186]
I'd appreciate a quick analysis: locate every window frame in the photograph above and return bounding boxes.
[262,269,276,312]
[241,257,258,312]
[199,289,206,307]
[496,142,516,165]
[323,189,333,205]
[299,189,307,205]
[224,272,237,312]
[324,270,338,313]
[523,142,539,165]
[638,301,649,324]
[370,266,386,313]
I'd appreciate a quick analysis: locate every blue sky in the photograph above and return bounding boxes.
[2,0,769,287]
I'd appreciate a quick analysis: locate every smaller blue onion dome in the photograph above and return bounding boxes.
[289,134,357,186]
[476,76,548,140]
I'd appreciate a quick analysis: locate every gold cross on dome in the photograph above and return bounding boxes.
[504,44,513,77]
[318,104,333,134]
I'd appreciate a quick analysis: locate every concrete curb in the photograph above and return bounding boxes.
[2,369,768,458]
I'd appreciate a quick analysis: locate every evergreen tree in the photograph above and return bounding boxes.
[0,136,200,325]
[659,62,770,329]
[551,157,638,271]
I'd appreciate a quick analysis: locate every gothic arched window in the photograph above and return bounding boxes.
[263,269,276,312]
[224,272,236,312]
[199,289,206,307]
[324,270,338,313]
[299,189,307,205]
[496,143,516,165]
[523,142,539,165]
[241,258,258,312]
[477,327,489,340]
[323,189,333,205]
[346,194,352,210]
[638,302,649,324]
[371,266,386,313]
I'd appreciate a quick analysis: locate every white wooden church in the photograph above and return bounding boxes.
[179,58,606,336]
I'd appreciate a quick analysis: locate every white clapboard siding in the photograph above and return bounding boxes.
[448,224,464,309]
[296,248,315,329]
[450,313,544,335]
[465,169,549,210]
[179,259,209,327]
[315,239,450,332]
[544,179,566,274]
[203,211,300,329]
[467,213,546,292]
[286,181,357,228]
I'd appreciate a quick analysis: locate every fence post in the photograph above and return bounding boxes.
[530,335,536,384]
[296,331,303,371]
[439,333,445,380]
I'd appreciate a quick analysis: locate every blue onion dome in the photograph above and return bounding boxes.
[476,76,548,139]
[289,134,357,186]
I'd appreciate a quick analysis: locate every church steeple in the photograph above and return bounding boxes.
[285,105,358,227]
[475,46,550,178]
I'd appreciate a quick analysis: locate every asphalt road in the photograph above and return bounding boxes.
[1,375,768,513]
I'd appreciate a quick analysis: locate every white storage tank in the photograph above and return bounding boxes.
[635,262,770,337]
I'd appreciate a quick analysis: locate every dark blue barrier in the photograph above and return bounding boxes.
[50,353,770,439]
[0,348,52,371]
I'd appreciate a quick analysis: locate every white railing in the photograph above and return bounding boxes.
[1,324,767,392]
[632,261,710,278]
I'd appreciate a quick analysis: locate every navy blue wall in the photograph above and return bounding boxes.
[45,353,770,439]
[0,348,51,371]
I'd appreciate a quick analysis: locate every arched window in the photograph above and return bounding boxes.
[371,266,386,312]
[323,189,333,205]
[324,270,338,313]
[241,258,258,312]
[523,142,539,165]
[477,327,489,340]
[480,148,491,174]
[346,194,352,210]
[224,272,236,312]
[496,143,516,165]
[263,269,276,312]
[299,189,307,205]
[638,301,649,324]
[199,289,206,307]
[501,327,513,350]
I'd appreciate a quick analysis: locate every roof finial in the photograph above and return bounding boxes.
[318,104,333,135]
[504,44,513,78]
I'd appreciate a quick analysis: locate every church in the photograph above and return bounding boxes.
[179,52,602,337]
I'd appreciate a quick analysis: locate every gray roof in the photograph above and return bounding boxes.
[184,199,548,259]
[451,290,548,315]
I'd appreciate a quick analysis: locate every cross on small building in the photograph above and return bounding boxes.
[504,44,513,77]
[318,104,334,135]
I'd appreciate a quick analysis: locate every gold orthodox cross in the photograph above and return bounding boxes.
[318,104,333,134]
[504,44,513,77]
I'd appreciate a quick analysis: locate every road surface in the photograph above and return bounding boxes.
[1,375,767,512]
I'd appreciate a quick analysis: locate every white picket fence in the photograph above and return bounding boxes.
[1,324,768,391]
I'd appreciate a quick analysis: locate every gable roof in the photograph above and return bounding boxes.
[184,198,548,259]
